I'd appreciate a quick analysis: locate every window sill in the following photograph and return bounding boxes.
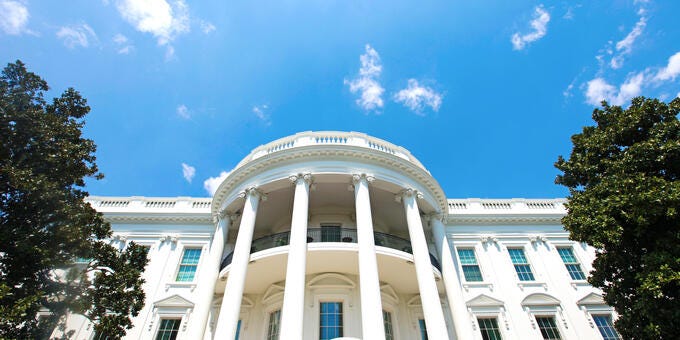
[165,281,197,292]
[570,280,590,289]
[462,282,494,292]
[517,281,548,291]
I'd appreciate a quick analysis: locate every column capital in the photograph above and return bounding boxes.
[395,188,423,202]
[351,173,375,185]
[213,209,238,224]
[289,173,313,185]
[238,186,267,201]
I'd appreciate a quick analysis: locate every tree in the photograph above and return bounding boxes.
[0,61,148,339]
[555,97,680,339]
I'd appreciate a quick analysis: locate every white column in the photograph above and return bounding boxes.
[280,174,312,339]
[185,211,232,339]
[353,174,386,340]
[214,187,263,339]
[431,215,475,340]
[400,189,448,339]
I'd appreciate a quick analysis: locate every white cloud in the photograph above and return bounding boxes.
[345,44,385,112]
[511,5,550,50]
[610,15,646,69]
[115,0,189,45]
[203,171,230,196]
[0,0,29,35]
[654,52,680,82]
[394,79,443,114]
[252,104,271,126]
[200,20,215,34]
[56,24,97,49]
[113,33,133,54]
[585,73,644,106]
[585,50,680,106]
[181,163,195,183]
[176,104,190,119]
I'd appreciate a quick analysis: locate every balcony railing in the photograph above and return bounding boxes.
[219,227,441,272]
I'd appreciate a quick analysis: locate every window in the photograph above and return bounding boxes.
[235,319,242,340]
[477,318,502,340]
[383,310,394,340]
[92,331,111,340]
[267,309,281,340]
[557,247,586,280]
[321,225,341,242]
[175,248,202,282]
[457,248,483,282]
[155,318,180,340]
[593,315,621,340]
[319,302,343,340]
[508,248,535,281]
[535,316,561,340]
[418,319,428,340]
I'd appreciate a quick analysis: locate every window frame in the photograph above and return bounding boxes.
[507,247,536,282]
[476,316,503,340]
[173,245,204,283]
[556,246,586,281]
[265,308,281,340]
[456,247,484,282]
[534,315,562,340]
[591,314,621,340]
[153,317,182,340]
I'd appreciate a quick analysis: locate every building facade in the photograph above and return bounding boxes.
[59,131,619,340]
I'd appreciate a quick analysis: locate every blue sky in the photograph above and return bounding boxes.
[2,0,679,199]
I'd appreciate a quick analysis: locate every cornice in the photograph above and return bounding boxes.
[103,213,212,224]
[211,144,448,216]
[445,214,564,225]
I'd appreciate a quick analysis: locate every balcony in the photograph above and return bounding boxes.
[219,227,441,271]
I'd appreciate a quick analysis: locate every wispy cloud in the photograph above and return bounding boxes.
[56,24,97,49]
[252,104,271,126]
[654,52,680,82]
[393,79,443,115]
[203,171,230,196]
[345,44,385,112]
[511,5,550,50]
[114,0,189,58]
[113,33,134,54]
[584,51,680,106]
[176,104,190,119]
[181,163,195,183]
[0,0,29,35]
[610,15,646,69]
[200,20,215,34]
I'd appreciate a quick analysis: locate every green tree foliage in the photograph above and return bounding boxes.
[0,61,148,339]
[555,97,680,339]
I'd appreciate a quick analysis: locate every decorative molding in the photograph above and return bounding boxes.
[238,186,267,202]
[521,293,561,306]
[159,234,179,244]
[466,294,504,308]
[480,235,499,244]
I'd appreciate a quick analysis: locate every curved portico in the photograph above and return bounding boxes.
[188,132,468,340]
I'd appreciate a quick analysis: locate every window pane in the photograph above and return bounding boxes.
[418,319,428,340]
[458,248,484,282]
[176,248,201,282]
[320,302,343,340]
[383,310,394,340]
[478,318,502,340]
[462,265,483,282]
[508,248,535,281]
[593,315,621,340]
[155,318,180,340]
[557,247,585,280]
[457,249,478,265]
[535,317,561,340]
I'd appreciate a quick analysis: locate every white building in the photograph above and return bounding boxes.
[61,131,620,340]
